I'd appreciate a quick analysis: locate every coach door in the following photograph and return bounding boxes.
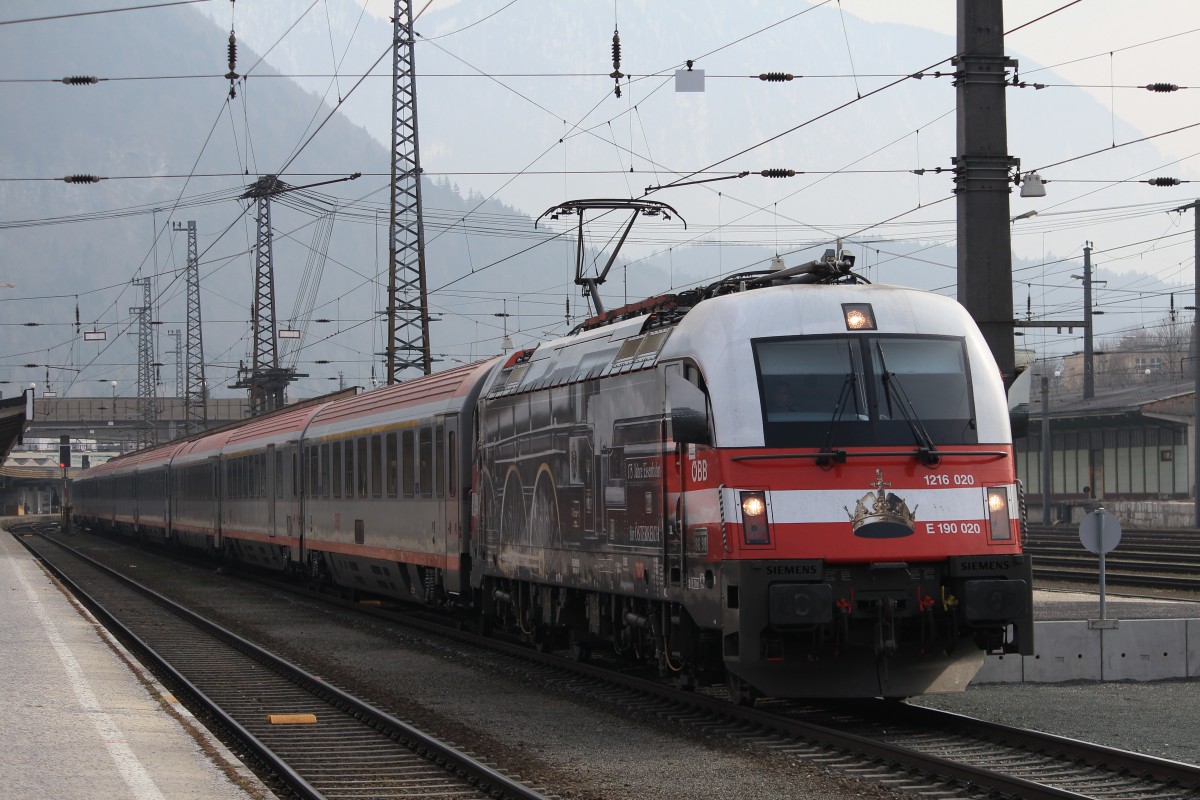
[665,366,714,589]
[283,443,303,558]
[663,370,685,587]
[438,414,463,595]
[266,444,279,538]
[209,455,222,549]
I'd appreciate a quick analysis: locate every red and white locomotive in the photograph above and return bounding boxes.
[73,251,1032,700]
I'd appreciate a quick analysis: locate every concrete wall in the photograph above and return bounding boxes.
[974,618,1200,683]
[1030,499,1196,529]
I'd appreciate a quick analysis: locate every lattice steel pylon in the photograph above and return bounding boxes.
[233,176,298,415]
[131,277,157,450]
[169,329,183,397]
[175,220,208,434]
[385,0,431,384]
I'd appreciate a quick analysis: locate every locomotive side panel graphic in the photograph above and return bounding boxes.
[479,369,667,594]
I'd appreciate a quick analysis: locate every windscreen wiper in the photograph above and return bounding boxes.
[817,342,859,466]
[874,341,940,465]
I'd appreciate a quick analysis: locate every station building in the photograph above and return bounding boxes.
[0,395,249,516]
[1016,375,1195,528]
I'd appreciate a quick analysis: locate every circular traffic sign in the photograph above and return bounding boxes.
[1078,508,1122,555]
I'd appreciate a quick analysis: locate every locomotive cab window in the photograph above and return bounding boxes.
[754,334,977,448]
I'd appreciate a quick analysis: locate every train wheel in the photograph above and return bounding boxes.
[569,630,592,663]
[726,673,758,707]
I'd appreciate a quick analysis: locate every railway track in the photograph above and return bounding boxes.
[1026,525,1200,591]
[28,523,1200,800]
[11,523,551,800]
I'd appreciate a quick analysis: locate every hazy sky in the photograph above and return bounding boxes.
[853,1,1199,165]
[15,0,1196,381]
[337,0,1200,268]
[331,0,1200,366]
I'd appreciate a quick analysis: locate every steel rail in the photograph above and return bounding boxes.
[13,528,550,800]
[38,522,1200,799]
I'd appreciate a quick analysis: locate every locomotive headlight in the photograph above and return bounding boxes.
[842,303,877,331]
[740,491,770,545]
[742,494,765,517]
[987,487,1011,541]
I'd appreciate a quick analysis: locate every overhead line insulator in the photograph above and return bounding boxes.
[1145,83,1179,93]
[63,175,100,184]
[758,72,794,82]
[226,29,239,98]
[610,27,623,98]
[760,169,796,178]
[61,75,98,85]
[1148,177,1182,187]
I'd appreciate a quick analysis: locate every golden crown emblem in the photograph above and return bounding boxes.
[845,469,918,538]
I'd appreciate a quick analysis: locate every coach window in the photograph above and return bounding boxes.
[371,435,383,498]
[419,427,433,498]
[317,443,329,499]
[386,432,399,498]
[292,453,299,498]
[447,431,457,497]
[332,441,343,498]
[274,451,283,499]
[402,430,416,497]
[344,438,354,497]
[309,446,319,498]
[434,425,445,498]
[259,453,268,497]
[356,437,369,497]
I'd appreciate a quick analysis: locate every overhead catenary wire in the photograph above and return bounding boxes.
[9,0,1198,391]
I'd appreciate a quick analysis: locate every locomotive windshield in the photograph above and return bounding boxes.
[754,334,977,447]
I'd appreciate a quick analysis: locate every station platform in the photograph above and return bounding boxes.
[976,588,1200,685]
[0,523,272,800]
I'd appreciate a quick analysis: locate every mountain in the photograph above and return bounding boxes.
[1,1,1193,402]
[0,0,564,397]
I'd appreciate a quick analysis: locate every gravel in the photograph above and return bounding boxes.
[45,532,1200,798]
[51,533,900,800]
[914,680,1200,765]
